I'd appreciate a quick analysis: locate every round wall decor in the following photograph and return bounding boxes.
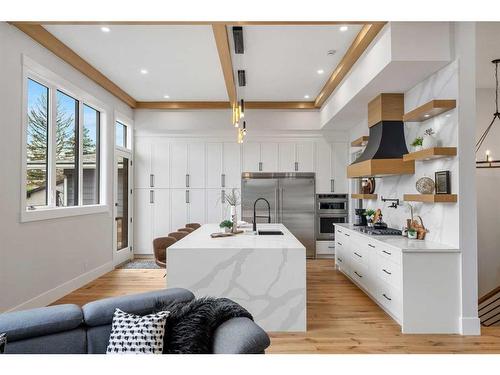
[416,177,435,194]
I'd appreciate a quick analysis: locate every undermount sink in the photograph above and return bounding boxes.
[257,230,284,235]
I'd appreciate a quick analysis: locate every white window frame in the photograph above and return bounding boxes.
[20,55,110,222]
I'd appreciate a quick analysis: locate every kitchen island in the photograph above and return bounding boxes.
[167,223,306,332]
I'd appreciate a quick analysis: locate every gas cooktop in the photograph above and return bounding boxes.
[354,227,402,236]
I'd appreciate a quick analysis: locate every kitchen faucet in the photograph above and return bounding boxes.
[381,196,400,208]
[253,198,271,232]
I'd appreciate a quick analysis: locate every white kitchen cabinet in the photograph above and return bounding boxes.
[316,241,335,256]
[296,142,314,172]
[242,142,261,172]
[315,140,333,193]
[188,143,206,188]
[222,143,241,188]
[170,142,205,189]
[188,188,206,225]
[332,142,348,193]
[206,143,223,188]
[278,143,296,172]
[134,138,152,189]
[152,139,170,188]
[152,189,170,238]
[261,143,278,172]
[206,189,224,224]
[170,189,189,231]
[134,189,153,254]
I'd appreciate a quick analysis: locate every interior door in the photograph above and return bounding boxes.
[114,152,133,264]
[280,178,316,257]
[241,178,279,224]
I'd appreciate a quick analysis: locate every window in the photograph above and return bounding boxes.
[26,79,49,208]
[24,73,102,214]
[115,121,127,148]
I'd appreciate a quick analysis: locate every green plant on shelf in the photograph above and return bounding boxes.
[219,220,233,229]
[365,209,376,218]
[411,137,423,147]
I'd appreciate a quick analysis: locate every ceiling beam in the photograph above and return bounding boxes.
[135,101,318,110]
[17,21,370,26]
[314,22,387,108]
[10,22,137,108]
[212,24,237,107]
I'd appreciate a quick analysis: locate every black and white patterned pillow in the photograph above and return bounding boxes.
[106,308,170,354]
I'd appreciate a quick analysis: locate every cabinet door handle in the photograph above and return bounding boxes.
[354,252,362,258]
[259,162,263,171]
[221,190,225,204]
[382,269,392,275]
[221,174,226,187]
[186,190,190,204]
[186,174,190,188]
[150,190,154,204]
[382,293,392,301]
[344,233,350,237]
[354,271,363,278]
[337,242,343,246]
[337,229,341,233]
[337,257,343,263]
[328,246,335,249]
[331,179,335,192]
[295,162,298,171]
[150,174,154,187]
[382,250,392,255]
[368,244,375,248]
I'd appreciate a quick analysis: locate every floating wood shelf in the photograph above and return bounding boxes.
[351,194,378,200]
[403,100,456,122]
[403,194,457,203]
[351,136,369,147]
[403,147,457,162]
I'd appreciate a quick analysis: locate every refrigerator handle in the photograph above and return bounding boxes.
[275,189,279,223]
[280,188,284,223]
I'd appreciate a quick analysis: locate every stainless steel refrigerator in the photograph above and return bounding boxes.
[241,172,316,258]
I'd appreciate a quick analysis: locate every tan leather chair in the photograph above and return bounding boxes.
[186,223,201,230]
[168,231,188,241]
[178,227,194,233]
[152,236,176,269]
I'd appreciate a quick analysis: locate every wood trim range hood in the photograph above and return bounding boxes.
[347,94,415,178]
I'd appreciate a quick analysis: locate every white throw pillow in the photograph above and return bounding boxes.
[106,308,170,354]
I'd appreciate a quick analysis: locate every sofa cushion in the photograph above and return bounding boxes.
[212,317,271,354]
[4,328,86,354]
[0,304,83,342]
[86,325,112,354]
[82,288,194,327]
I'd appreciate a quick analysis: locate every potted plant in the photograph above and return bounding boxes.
[365,209,376,227]
[219,220,233,233]
[408,227,417,239]
[422,128,437,149]
[411,137,423,152]
[224,189,241,233]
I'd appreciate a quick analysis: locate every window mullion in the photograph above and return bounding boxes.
[49,86,57,208]
[78,101,83,206]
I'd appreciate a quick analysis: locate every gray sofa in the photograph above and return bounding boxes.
[0,288,270,354]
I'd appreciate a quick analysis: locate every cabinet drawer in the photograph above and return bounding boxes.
[376,256,402,289]
[376,280,402,321]
[350,244,368,266]
[376,244,402,265]
[316,241,335,255]
[350,263,370,291]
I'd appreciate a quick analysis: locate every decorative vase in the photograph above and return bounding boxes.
[224,227,231,233]
[230,205,238,233]
[413,145,423,152]
[408,231,417,239]
[422,134,437,149]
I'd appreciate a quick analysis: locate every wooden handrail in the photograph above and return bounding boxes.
[479,286,500,304]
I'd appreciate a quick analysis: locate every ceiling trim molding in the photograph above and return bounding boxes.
[212,24,237,107]
[135,101,317,110]
[314,22,387,108]
[16,21,370,26]
[10,22,137,108]
[245,101,317,110]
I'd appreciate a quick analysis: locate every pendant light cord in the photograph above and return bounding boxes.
[476,60,500,153]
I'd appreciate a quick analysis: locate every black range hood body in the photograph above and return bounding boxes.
[351,120,409,165]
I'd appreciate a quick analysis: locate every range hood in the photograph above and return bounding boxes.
[347,94,415,178]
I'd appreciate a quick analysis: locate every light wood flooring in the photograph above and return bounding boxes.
[53,259,500,353]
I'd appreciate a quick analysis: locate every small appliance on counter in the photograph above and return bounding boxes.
[354,208,367,226]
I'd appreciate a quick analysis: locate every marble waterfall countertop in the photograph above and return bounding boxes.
[335,223,460,253]
[167,223,306,332]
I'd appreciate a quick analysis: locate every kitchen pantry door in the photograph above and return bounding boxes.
[114,149,133,266]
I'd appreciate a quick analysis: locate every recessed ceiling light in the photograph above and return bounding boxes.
[140,69,148,75]
[163,95,170,99]
[327,49,337,56]
[340,26,348,32]
[317,69,325,75]
[100,26,110,33]
[445,114,451,117]
[424,114,430,118]
[304,95,310,99]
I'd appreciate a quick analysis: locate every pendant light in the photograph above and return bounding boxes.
[477,59,500,169]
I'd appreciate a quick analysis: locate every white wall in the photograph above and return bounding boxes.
[476,88,500,297]
[0,22,133,312]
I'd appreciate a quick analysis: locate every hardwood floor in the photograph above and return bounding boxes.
[53,259,500,353]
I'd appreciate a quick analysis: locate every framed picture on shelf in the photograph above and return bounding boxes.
[435,171,451,194]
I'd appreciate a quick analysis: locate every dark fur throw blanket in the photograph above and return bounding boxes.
[154,297,253,354]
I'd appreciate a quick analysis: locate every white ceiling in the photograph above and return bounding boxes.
[476,22,500,89]
[43,25,228,101]
[229,25,362,101]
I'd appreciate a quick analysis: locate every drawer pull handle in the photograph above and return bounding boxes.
[354,252,362,258]
[382,269,392,275]
[328,246,335,249]
[337,230,341,233]
[354,271,363,278]
[344,233,350,237]
[337,257,343,263]
[337,242,343,246]
[382,293,392,301]
[382,250,392,255]
[368,244,375,248]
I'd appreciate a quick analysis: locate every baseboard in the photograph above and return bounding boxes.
[460,317,481,335]
[7,261,113,312]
